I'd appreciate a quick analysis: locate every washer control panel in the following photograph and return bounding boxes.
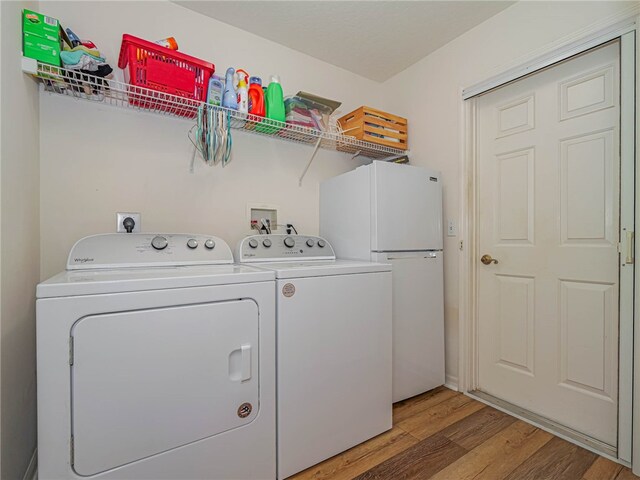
[67,233,233,270]
[237,234,335,263]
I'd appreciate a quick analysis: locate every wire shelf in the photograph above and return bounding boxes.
[26,60,407,161]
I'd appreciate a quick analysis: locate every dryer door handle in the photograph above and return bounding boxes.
[229,344,252,382]
[240,344,251,382]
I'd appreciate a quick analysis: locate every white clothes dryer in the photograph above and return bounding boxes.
[37,233,276,480]
[236,234,392,479]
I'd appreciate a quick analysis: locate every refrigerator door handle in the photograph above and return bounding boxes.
[387,252,439,260]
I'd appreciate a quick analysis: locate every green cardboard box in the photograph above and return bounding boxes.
[22,9,67,66]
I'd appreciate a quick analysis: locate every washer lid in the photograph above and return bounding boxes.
[37,264,274,298]
[251,259,391,279]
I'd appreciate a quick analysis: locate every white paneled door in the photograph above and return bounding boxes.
[477,41,620,447]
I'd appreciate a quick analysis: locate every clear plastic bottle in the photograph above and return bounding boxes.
[236,69,249,115]
[222,67,238,110]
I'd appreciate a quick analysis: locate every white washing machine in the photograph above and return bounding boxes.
[236,234,392,479]
[37,233,276,480]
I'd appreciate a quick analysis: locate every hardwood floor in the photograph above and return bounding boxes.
[290,387,634,480]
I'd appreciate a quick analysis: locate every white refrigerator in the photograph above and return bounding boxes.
[320,161,444,402]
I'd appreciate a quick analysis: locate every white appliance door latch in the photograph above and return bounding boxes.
[240,344,251,381]
[626,230,635,264]
[229,344,252,382]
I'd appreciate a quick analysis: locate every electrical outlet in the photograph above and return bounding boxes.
[116,212,141,233]
[447,219,457,237]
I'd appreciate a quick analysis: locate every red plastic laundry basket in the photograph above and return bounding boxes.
[118,34,215,118]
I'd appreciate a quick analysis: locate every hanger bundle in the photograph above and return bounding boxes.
[189,104,233,171]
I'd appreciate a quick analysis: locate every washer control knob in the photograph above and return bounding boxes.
[187,238,198,249]
[317,239,326,248]
[306,239,315,247]
[263,239,272,248]
[248,238,259,249]
[204,239,216,250]
[151,235,168,250]
[284,236,295,248]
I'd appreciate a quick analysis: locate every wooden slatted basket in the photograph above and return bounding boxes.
[337,106,408,150]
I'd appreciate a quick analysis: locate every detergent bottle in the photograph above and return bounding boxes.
[236,69,249,115]
[248,76,265,117]
[255,74,285,133]
[255,75,284,133]
[206,74,223,107]
[222,67,238,110]
[265,75,285,123]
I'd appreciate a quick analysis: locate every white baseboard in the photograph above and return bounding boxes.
[23,448,37,480]
[444,374,459,391]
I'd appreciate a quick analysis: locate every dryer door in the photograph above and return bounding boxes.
[70,300,259,476]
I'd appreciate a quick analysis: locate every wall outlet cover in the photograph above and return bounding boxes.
[116,212,141,233]
[447,219,457,237]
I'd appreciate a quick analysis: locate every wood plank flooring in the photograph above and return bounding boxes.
[290,387,634,480]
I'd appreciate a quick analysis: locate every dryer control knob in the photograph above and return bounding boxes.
[248,239,259,249]
[263,239,272,248]
[187,239,198,249]
[284,236,295,248]
[204,239,216,250]
[317,239,326,248]
[306,239,315,247]
[151,235,168,250]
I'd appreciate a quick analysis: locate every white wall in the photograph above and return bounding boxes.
[0,4,3,476]
[0,1,40,478]
[21,4,640,474]
[380,1,638,386]
[38,1,382,279]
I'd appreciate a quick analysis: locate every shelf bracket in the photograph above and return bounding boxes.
[299,137,322,186]
[379,153,408,163]
[22,56,38,75]
[351,150,363,160]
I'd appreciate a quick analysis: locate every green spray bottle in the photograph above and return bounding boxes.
[256,75,285,133]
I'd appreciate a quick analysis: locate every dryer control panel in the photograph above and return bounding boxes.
[237,234,335,263]
[67,233,233,270]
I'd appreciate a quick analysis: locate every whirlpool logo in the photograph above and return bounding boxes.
[74,257,94,263]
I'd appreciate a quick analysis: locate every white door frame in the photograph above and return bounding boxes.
[459,13,639,468]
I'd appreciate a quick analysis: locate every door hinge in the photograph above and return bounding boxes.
[70,435,74,466]
[69,336,74,366]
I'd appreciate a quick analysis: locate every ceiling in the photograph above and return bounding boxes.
[175,1,515,82]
